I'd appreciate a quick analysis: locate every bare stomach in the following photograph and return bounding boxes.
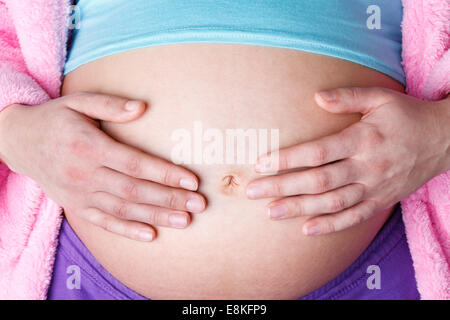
[61,44,404,299]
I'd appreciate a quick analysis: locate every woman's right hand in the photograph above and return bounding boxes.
[0,92,206,241]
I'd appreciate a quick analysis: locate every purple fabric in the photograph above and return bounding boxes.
[299,204,419,300]
[47,204,419,300]
[47,219,146,300]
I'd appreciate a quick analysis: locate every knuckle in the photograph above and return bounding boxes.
[355,184,366,199]
[293,199,305,216]
[272,181,284,196]
[349,210,365,226]
[278,153,290,171]
[68,137,94,157]
[330,196,346,212]
[372,159,392,174]
[146,207,158,225]
[364,126,384,147]
[322,219,336,234]
[164,191,178,209]
[112,200,129,219]
[101,95,116,109]
[312,171,331,192]
[125,156,142,177]
[122,181,139,201]
[347,87,362,101]
[159,165,173,186]
[311,145,328,165]
[103,217,115,233]
[62,165,88,182]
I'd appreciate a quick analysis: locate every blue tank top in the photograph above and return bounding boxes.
[64,0,405,84]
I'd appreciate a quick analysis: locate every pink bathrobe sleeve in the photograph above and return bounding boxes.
[0,0,69,299]
[0,0,448,300]
[0,4,50,109]
[400,0,450,299]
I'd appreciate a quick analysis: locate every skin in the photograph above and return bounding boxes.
[0,51,447,245]
[2,47,448,242]
[56,44,408,299]
[0,44,447,299]
[247,89,450,235]
[0,93,206,241]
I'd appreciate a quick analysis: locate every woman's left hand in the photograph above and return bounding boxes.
[246,87,450,236]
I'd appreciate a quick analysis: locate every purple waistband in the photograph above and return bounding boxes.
[47,204,419,300]
[299,204,419,300]
[48,219,146,300]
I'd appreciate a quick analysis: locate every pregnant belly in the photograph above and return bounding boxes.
[61,44,403,299]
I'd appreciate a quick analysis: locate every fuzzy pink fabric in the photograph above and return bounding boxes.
[400,0,450,300]
[0,0,448,300]
[0,0,70,299]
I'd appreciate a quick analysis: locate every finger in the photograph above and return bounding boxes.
[91,191,191,229]
[267,183,365,219]
[302,200,378,236]
[255,125,359,172]
[315,87,393,115]
[247,159,358,199]
[83,207,156,242]
[63,91,147,122]
[95,167,206,213]
[100,137,199,191]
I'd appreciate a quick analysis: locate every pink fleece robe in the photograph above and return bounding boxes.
[0,0,448,300]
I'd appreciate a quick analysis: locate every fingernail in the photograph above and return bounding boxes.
[304,224,321,236]
[169,213,188,228]
[186,199,205,213]
[246,185,265,199]
[268,205,286,219]
[317,91,336,103]
[139,230,154,241]
[180,178,198,191]
[255,157,272,173]
[124,100,142,112]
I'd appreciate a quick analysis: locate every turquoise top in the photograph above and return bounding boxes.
[65,0,405,84]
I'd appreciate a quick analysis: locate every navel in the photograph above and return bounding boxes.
[220,174,241,195]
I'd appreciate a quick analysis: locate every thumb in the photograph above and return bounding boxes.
[62,92,147,122]
[314,87,392,115]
